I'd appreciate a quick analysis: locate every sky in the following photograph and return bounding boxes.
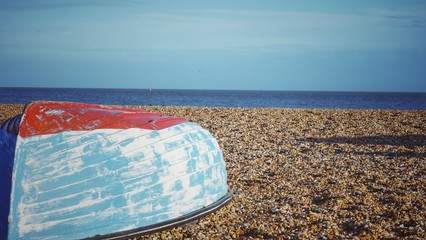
[0,0,426,92]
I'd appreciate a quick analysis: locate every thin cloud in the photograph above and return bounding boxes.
[394,20,425,29]
[367,8,426,28]
[2,3,426,55]
[0,0,139,10]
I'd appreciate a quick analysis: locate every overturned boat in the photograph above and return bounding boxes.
[0,101,231,239]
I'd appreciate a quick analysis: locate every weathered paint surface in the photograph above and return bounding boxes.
[5,101,229,239]
[19,101,188,138]
[9,122,228,239]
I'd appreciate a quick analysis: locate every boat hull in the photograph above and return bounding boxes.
[1,101,231,239]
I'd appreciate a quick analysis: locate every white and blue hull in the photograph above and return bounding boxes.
[8,122,230,239]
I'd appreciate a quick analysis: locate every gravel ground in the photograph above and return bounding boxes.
[1,104,425,239]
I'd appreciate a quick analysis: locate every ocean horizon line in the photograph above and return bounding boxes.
[1,86,426,94]
[1,87,426,110]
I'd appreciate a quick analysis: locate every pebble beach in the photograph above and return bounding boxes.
[1,104,425,239]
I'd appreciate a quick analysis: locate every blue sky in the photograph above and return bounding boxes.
[1,0,425,92]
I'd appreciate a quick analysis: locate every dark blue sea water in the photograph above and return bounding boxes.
[0,88,425,110]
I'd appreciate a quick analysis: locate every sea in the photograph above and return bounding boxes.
[1,87,426,110]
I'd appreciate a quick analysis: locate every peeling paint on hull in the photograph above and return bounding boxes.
[1,101,231,239]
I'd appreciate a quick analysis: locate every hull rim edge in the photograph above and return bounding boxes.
[83,190,233,240]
